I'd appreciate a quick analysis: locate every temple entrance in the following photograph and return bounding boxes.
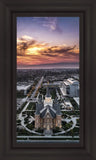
[43,128,53,136]
[47,125,50,130]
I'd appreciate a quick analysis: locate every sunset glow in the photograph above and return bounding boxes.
[17,17,79,69]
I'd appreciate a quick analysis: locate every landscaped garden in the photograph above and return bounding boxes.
[26,121,35,130]
[62,121,73,130]
[17,101,27,114]
[38,87,46,96]
[26,102,36,110]
[50,88,56,99]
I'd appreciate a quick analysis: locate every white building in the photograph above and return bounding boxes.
[62,78,79,97]
[17,84,31,95]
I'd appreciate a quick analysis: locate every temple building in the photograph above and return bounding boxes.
[35,86,62,135]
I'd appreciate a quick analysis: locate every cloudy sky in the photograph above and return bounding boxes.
[17,17,79,69]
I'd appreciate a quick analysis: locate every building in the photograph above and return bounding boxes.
[17,84,31,95]
[73,97,80,108]
[62,78,79,97]
[64,99,73,110]
[35,86,62,135]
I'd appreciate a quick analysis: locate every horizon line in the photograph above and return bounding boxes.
[17,66,79,70]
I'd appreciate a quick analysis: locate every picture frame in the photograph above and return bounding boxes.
[0,0,96,160]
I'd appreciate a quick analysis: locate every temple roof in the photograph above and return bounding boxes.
[35,101,43,115]
[40,105,56,118]
[35,88,61,117]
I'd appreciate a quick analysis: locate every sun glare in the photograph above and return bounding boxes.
[26,47,41,55]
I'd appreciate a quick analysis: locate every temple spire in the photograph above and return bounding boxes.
[46,82,51,97]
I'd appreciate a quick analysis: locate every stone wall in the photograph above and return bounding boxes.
[35,115,40,129]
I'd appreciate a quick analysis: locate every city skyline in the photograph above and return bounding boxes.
[17,17,79,69]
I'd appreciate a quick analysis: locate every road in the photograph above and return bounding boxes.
[31,76,44,99]
[17,140,79,143]
[17,76,44,110]
[17,77,44,136]
[17,135,79,138]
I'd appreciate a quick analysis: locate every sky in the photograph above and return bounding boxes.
[17,17,79,69]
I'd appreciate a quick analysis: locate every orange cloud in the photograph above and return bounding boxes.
[17,35,79,67]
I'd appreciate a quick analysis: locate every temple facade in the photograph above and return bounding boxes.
[35,86,62,135]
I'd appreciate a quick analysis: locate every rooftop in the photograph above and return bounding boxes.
[63,78,79,86]
[63,81,70,86]
[73,97,80,106]
[17,84,31,91]
[67,78,79,85]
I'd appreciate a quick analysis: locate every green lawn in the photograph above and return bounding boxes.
[17,91,26,98]
[26,121,35,130]
[50,88,56,99]
[38,87,46,96]
[17,101,27,114]
[26,102,36,110]
[62,121,73,130]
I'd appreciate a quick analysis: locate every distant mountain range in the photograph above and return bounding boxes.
[17,62,79,69]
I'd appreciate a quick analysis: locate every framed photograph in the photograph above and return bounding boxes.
[16,16,81,143]
[0,0,96,160]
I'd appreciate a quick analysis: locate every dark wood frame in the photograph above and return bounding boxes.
[0,0,96,160]
[13,12,84,148]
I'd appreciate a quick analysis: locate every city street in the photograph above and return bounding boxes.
[31,76,44,99]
